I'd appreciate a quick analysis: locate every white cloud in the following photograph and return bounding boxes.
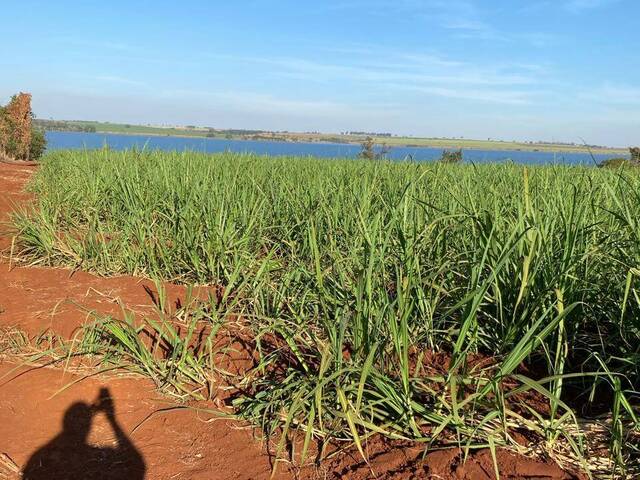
[441,18,507,41]
[204,50,547,107]
[578,84,640,105]
[158,88,398,120]
[53,36,135,52]
[94,75,146,87]
[390,85,535,105]
[319,1,556,46]
[563,0,620,12]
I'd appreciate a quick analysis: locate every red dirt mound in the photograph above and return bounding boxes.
[324,439,582,479]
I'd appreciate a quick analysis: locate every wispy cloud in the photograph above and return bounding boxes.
[318,1,556,46]
[441,18,506,41]
[517,32,558,48]
[563,0,620,12]
[519,0,618,14]
[158,89,398,122]
[94,75,146,87]
[578,84,640,105]
[388,85,536,105]
[207,50,546,106]
[53,36,135,52]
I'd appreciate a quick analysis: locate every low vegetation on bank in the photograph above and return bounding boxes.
[599,148,640,169]
[11,150,640,478]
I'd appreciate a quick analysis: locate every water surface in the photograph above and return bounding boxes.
[45,131,617,166]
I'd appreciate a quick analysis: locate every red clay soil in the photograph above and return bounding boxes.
[0,364,278,480]
[0,163,285,480]
[0,162,581,479]
[324,439,580,480]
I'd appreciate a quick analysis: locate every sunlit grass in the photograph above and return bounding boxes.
[11,148,640,477]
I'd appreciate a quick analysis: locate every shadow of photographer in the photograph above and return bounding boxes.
[22,387,146,479]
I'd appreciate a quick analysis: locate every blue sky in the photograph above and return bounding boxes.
[1,0,638,146]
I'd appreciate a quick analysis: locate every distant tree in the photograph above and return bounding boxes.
[0,92,47,162]
[0,93,32,160]
[359,136,375,159]
[29,130,47,160]
[440,149,463,163]
[630,147,640,166]
[359,136,390,160]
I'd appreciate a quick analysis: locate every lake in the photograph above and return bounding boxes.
[45,131,617,166]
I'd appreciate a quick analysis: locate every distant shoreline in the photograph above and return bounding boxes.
[36,119,629,155]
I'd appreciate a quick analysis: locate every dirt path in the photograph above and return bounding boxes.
[0,162,580,479]
[0,163,287,480]
[0,364,278,480]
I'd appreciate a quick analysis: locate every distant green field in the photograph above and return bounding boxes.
[34,119,628,155]
[290,132,627,154]
[365,135,626,153]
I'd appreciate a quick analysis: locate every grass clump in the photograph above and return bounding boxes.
[11,149,640,477]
